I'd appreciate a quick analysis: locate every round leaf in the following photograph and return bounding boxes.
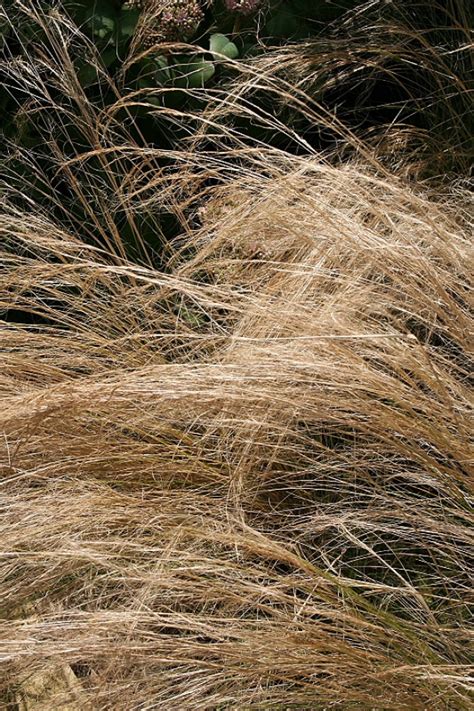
[221,41,239,60]
[210,33,230,55]
[186,58,216,87]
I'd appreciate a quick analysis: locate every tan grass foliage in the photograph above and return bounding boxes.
[1,2,473,709]
[1,153,473,709]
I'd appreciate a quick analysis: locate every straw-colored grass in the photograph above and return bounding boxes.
[1,155,473,709]
[1,2,473,709]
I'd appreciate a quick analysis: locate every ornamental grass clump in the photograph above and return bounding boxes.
[0,1,473,709]
[1,151,473,708]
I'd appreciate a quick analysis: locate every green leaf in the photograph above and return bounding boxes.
[138,56,172,88]
[200,60,216,83]
[119,7,140,39]
[187,58,216,87]
[221,41,239,60]
[210,33,239,60]
[172,57,215,88]
[85,0,118,40]
[93,15,115,39]
[210,33,230,55]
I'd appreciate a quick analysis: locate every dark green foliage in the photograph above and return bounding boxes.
[0,1,359,141]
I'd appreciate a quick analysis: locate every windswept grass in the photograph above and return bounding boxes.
[1,2,473,709]
[2,154,473,708]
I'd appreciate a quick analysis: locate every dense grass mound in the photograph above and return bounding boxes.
[1,154,473,708]
[1,1,473,708]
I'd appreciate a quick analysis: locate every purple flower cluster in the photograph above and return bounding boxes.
[129,0,204,46]
[158,0,203,39]
[224,0,265,15]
